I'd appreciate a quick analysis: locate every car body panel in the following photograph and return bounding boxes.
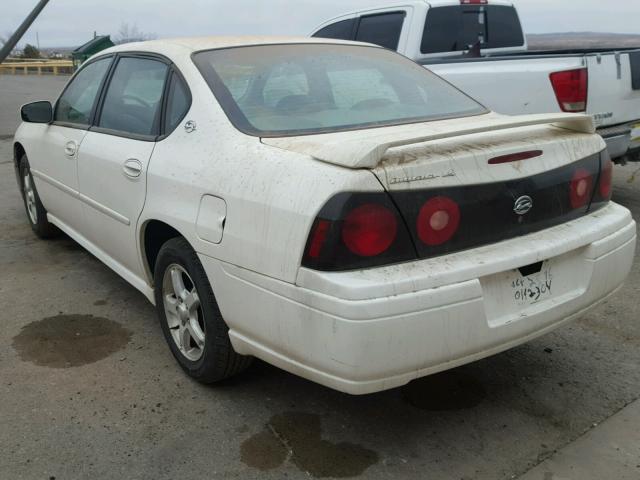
[16,122,88,233]
[12,37,637,394]
[77,131,155,279]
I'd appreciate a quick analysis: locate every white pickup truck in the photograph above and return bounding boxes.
[310,0,640,163]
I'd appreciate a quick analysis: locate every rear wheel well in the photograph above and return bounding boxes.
[143,221,183,281]
[14,142,26,167]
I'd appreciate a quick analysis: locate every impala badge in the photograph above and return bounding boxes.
[514,195,533,216]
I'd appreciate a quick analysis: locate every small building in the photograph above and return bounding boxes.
[72,35,115,68]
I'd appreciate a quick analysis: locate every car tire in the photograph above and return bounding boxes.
[19,155,59,239]
[154,237,252,383]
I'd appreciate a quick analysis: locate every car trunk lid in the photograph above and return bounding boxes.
[261,112,596,170]
[264,112,609,263]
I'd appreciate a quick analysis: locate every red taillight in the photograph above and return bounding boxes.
[570,168,594,209]
[302,193,416,271]
[460,0,487,4]
[417,196,461,246]
[599,159,613,199]
[342,204,398,257]
[550,68,588,112]
[307,220,331,259]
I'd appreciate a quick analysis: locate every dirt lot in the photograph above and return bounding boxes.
[0,75,639,479]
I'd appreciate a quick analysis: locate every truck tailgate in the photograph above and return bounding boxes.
[427,57,584,116]
[586,50,640,133]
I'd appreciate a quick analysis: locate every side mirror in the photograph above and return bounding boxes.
[21,101,53,124]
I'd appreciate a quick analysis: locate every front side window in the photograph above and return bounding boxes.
[193,44,487,137]
[98,57,168,136]
[55,57,112,125]
[355,12,406,51]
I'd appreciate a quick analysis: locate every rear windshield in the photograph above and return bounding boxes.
[193,44,487,137]
[421,5,524,54]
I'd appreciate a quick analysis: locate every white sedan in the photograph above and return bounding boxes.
[13,37,636,394]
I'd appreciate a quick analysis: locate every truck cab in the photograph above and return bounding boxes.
[310,0,528,60]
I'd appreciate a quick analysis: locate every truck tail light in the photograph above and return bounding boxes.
[550,68,588,112]
[569,168,594,209]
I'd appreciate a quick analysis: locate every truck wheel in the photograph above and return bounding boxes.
[154,237,252,383]
[19,155,59,239]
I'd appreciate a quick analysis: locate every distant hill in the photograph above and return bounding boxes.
[527,32,640,50]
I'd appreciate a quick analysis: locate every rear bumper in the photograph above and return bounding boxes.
[201,203,636,395]
[598,124,631,159]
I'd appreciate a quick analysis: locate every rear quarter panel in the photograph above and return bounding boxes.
[140,61,381,284]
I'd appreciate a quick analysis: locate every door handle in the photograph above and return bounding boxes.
[123,158,143,178]
[64,141,78,157]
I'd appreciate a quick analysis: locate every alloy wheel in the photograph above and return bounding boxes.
[162,264,205,361]
[23,172,38,224]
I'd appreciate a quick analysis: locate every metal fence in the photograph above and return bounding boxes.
[0,58,73,76]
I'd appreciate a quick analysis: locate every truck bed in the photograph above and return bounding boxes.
[419,47,640,65]
[422,48,640,161]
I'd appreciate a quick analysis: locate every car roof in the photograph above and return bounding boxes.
[102,36,373,56]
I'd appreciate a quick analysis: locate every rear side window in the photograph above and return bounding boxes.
[421,5,524,54]
[98,57,168,136]
[164,73,191,133]
[55,57,111,125]
[313,19,357,41]
[355,12,405,51]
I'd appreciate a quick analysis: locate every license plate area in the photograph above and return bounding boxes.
[480,247,591,328]
[511,264,553,306]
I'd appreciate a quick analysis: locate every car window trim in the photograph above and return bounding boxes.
[90,51,174,142]
[157,67,193,141]
[52,54,116,131]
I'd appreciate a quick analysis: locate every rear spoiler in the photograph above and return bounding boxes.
[262,113,596,169]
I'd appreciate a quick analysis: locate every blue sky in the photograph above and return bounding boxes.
[2,0,638,48]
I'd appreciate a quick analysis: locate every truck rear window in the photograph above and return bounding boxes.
[193,44,487,137]
[421,5,524,54]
